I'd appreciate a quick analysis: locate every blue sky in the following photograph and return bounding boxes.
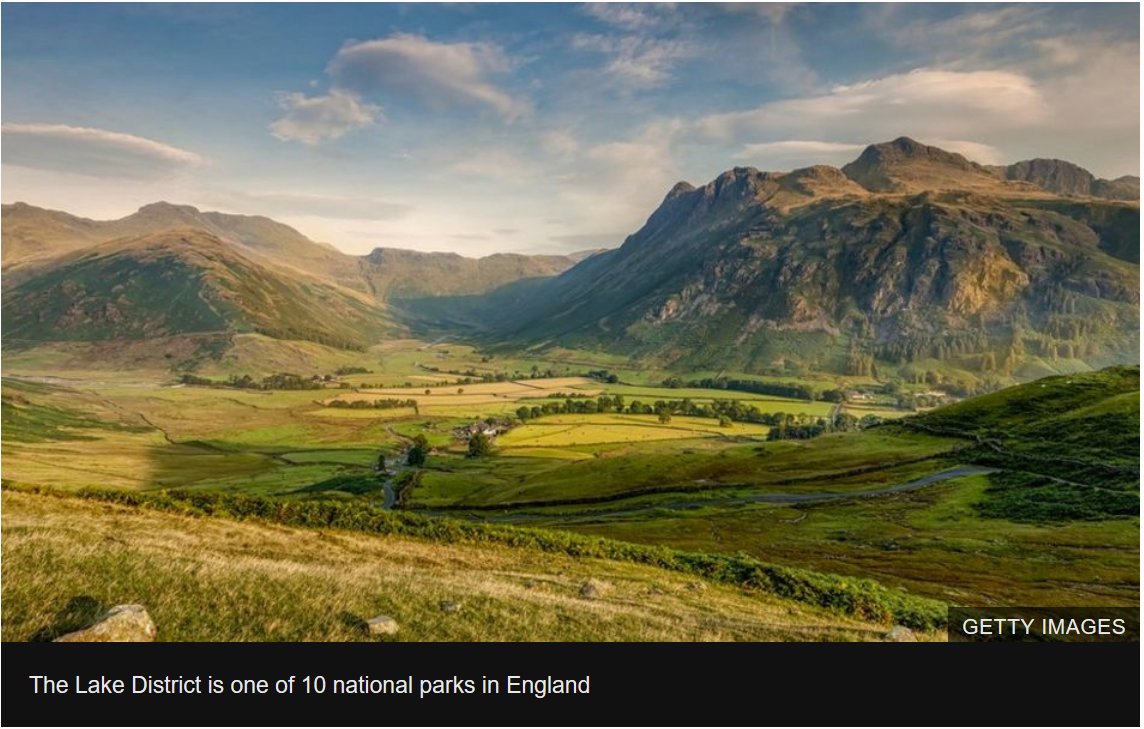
[2,3,1139,256]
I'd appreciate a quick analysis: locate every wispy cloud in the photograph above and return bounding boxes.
[1,123,206,180]
[698,68,1048,142]
[571,34,693,88]
[270,89,382,145]
[199,189,411,221]
[329,34,530,121]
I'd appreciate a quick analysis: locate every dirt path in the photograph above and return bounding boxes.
[451,465,997,524]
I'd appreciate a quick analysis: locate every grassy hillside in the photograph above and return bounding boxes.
[1,489,942,641]
[908,366,1139,521]
[1,230,395,352]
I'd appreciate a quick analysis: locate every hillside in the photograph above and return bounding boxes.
[0,230,394,351]
[989,158,1141,201]
[2,202,585,298]
[0,488,941,641]
[463,138,1139,383]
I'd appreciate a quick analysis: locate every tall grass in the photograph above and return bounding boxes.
[4,483,947,629]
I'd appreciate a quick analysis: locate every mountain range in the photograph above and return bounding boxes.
[3,137,1138,384]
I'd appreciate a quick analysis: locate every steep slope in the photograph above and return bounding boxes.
[1,229,393,351]
[483,139,1138,382]
[990,158,1140,201]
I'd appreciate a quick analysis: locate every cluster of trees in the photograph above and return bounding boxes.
[326,398,419,412]
[179,372,326,390]
[675,377,847,403]
[511,393,884,439]
[334,366,372,375]
[406,434,430,467]
[587,369,621,383]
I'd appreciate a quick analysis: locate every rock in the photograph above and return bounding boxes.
[579,580,606,599]
[54,604,156,642]
[366,615,399,636]
[686,581,707,592]
[885,625,917,642]
[439,600,461,613]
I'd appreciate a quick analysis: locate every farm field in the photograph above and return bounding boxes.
[2,340,1137,627]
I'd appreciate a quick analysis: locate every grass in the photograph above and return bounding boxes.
[0,494,890,642]
[498,414,770,447]
[2,488,946,639]
[549,474,1139,608]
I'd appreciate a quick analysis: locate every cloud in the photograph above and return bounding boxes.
[697,68,1048,143]
[1,123,206,180]
[328,34,529,121]
[270,89,382,145]
[583,3,676,31]
[736,140,866,169]
[200,189,410,221]
[572,34,693,88]
[920,139,1003,165]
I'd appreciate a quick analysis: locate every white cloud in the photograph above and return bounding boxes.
[572,34,693,88]
[921,139,1003,165]
[270,89,381,145]
[1,123,206,180]
[697,68,1049,142]
[583,3,676,31]
[197,189,410,221]
[736,140,866,170]
[328,34,530,122]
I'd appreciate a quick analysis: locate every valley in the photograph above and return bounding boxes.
[2,138,1139,641]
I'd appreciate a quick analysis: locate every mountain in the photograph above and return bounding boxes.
[468,138,1138,384]
[989,158,1140,201]
[2,202,587,298]
[1,229,393,351]
[360,247,580,300]
[841,137,1022,194]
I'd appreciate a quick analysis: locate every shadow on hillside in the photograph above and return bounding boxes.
[30,595,106,642]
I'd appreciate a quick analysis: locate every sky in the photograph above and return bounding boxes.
[1,2,1139,257]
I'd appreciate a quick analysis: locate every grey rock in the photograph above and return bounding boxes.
[366,615,399,636]
[885,625,917,642]
[55,604,157,642]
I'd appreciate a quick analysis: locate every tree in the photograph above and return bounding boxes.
[658,411,672,424]
[406,434,430,467]
[457,388,464,395]
[516,406,531,421]
[718,415,732,428]
[376,454,386,472]
[425,389,431,395]
[467,431,493,458]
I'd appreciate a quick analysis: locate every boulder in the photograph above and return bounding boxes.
[439,600,461,613]
[366,615,399,636]
[54,604,156,642]
[885,625,917,642]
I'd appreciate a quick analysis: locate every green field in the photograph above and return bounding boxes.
[1,341,1138,639]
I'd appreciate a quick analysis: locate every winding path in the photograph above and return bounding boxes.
[447,465,997,524]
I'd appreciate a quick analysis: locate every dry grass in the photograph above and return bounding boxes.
[1,491,920,642]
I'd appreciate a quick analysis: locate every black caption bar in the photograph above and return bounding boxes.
[2,642,1139,727]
